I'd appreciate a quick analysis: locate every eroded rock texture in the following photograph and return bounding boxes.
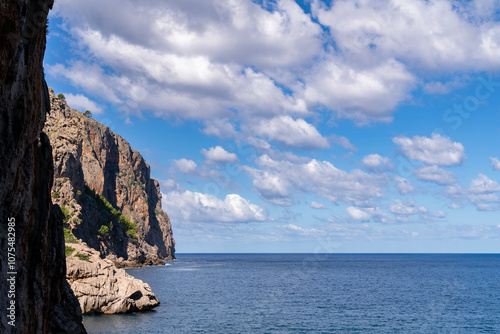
[0,1,85,333]
[44,89,175,268]
[65,242,160,314]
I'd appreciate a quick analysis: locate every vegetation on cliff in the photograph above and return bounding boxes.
[45,88,175,268]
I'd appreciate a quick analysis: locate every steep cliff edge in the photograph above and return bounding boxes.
[0,1,85,333]
[44,89,175,268]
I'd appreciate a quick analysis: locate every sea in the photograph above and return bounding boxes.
[82,254,500,333]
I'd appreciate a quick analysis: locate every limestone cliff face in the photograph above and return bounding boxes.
[44,89,175,267]
[0,1,85,333]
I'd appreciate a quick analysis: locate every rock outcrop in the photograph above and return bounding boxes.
[44,89,175,267]
[0,1,85,333]
[65,241,160,314]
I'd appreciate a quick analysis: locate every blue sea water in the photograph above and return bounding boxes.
[83,254,500,333]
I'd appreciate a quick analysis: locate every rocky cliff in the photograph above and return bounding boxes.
[44,90,175,268]
[0,1,85,333]
[65,241,160,314]
[44,89,175,267]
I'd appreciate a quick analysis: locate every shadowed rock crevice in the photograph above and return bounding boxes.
[0,1,85,332]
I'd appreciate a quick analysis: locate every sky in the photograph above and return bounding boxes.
[44,0,500,253]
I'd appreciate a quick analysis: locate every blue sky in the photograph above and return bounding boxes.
[45,0,500,253]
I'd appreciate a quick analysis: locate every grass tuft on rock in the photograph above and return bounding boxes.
[64,228,79,244]
[75,253,90,262]
[65,246,75,257]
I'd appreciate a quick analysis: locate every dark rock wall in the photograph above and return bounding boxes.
[0,1,85,333]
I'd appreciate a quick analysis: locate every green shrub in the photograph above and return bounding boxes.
[64,228,79,244]
[65,246,75,257]
[76,190,82,196]
[85,185,138,241]
[98,222,113,237]
[131,180,145,190]
[83,110,93,118]
[75,253,90,262]
[57,93,65,101]
[52,191,60,199]
[61,205,71,223]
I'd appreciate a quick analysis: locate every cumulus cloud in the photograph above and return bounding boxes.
[445,174,500,211]
[253,116,329,149]
[423,77,466,94]
[387,198,446,223]
[301,58,415,124]
[389,199,428,216]
[278,224,325,236]
[249,170,292,206]
[413,165,457,185]
[330,134,358,151]
[64,93,104,114]
[312,0,500,71]
[172,159,198,174]
[361,154,393,173]
[469,173,500,194]
[48,0,317,124]
[490,157,500,171]
[393,133,465,166]
[395,176,416,195]
[48,0,500,133]
[162,190,266,223]
[310,201,326,209]
[244,154,387,207]
[202,119,238,139]
[201,146,238,163]
[345,206,387,222]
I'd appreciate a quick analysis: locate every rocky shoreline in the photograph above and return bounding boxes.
[44,89,175,314]
[66,241,160,314]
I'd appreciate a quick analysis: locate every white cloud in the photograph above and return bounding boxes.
[393,133,465,166]
[278,224,325,236]
[202,119,238,139]
[345,206,387,222]
[253,116,329,149]
[201,146,238,163]
[445,174,500,211]
[172,159,198,174]
[469,174,500,194]
[312,0,500,71]
[387,198,444,223]
[431,211,446,218]
[330,134,358,151]
[310,201,326,209]
[413,165,457,185]
[162,190,266,223]
[249,170,292,206]
[245,154,387,207]
[423,77,466,94]
[361,154,393,172]
[395,176,416,195]
[48,0,318,125]
[49,0,500,134]
[490,157,500,171]
[301,57,415,124]
[389,199,428,216]
[64,93,104,114]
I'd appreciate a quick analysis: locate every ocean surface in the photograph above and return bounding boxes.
[83,254,500,333]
